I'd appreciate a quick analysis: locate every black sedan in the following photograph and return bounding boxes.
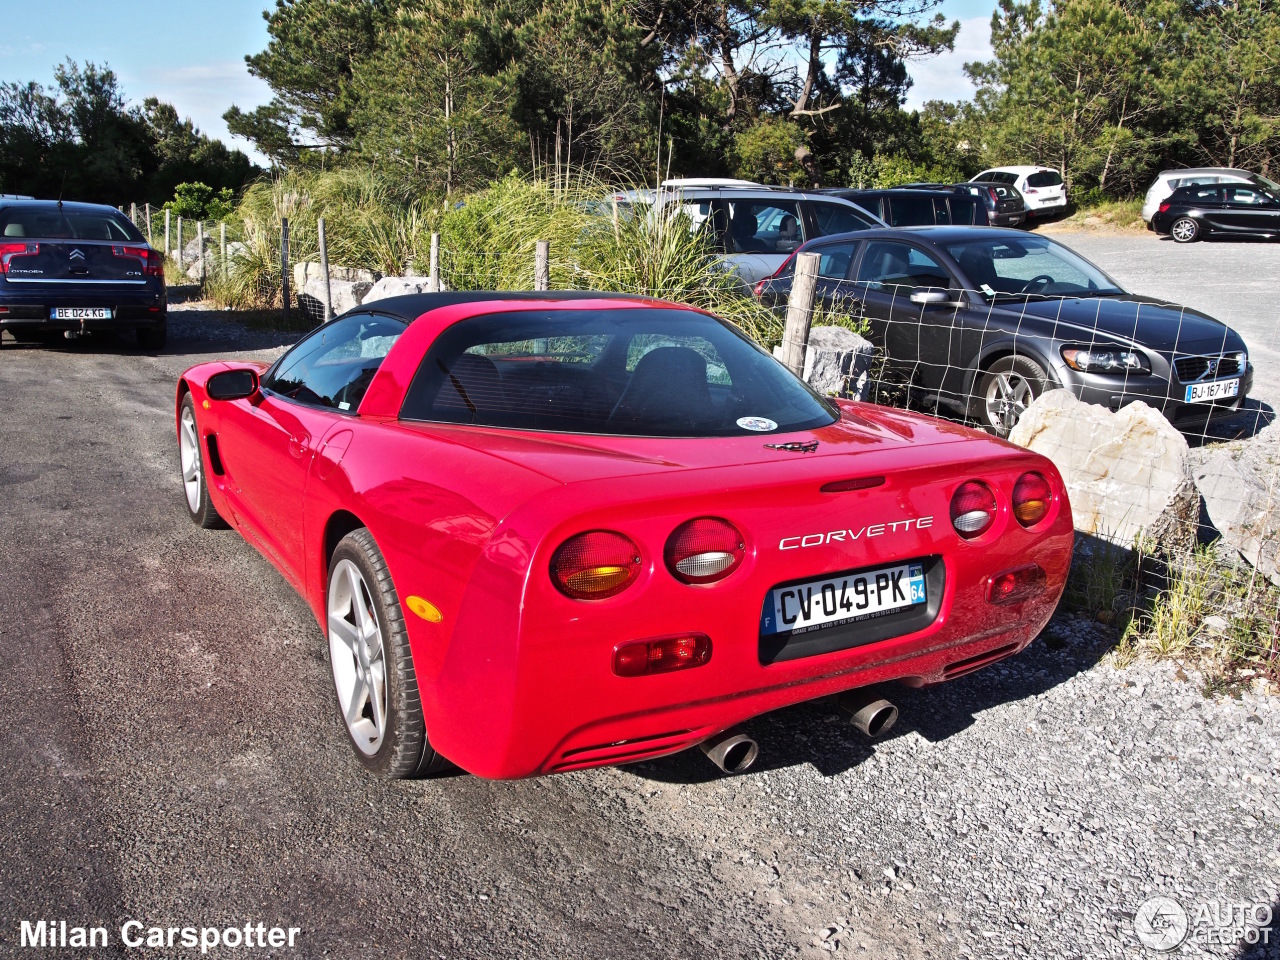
[0,199,167,348]
[755,227,1252,436]
[1151,180,1280,242]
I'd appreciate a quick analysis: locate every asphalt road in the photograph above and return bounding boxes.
[1,299,1276,960]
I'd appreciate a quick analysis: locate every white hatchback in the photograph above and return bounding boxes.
[972,166,1068,217]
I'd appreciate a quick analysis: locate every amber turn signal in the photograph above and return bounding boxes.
[550,530,642,600]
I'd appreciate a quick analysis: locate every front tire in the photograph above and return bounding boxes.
[327,529,443,779]
[178,395,226,529]
[1170,217,1200,243]
[977,355,1050,438]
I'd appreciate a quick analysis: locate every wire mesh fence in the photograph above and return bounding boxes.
[122,195,1280,683]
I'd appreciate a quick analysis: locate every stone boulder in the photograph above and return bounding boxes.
[772,325,876,400]
[1008,390,1198,554]
[292,261,379,289]
[1194,451,1280,586]
[362,275,447,305]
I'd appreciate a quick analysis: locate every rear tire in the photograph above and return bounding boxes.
[977,355,1050,438]
[178,394,226,529]
[1170,217,1200,243]
[327,529,445,779]
[137,322,167,351]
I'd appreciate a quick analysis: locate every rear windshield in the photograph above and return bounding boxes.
[400,308,838,437]
[1026,171,1064,188]
[0,206,144,242]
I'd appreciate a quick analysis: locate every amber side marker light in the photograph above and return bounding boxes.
[986,564,1046,605]
[1012,471,1053,527]
[551,530,642,600]
[614,635,712,677]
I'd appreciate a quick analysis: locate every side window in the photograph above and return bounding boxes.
[933,197,953,224]
[263,313,407,411]
[724,200,802,254]
[813,242,856,280]
[1188,186,1224,202]
[885,196,934,227]
[1226,186,1267,205]
[950,196,980,225]
[808,201,878,236]
[856,241,951,292]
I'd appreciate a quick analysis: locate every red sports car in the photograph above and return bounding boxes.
[175,293,1073,780]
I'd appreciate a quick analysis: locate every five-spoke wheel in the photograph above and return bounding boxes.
[178,394,225,528]
[978,355,1050,438]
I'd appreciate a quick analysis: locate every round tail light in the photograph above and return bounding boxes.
[665,518,745,584]
[950,481,998,539]
[1012,471,1053,527]
[550,531,642,600]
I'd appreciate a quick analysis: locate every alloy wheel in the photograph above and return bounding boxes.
[179,406,201,513]
[984,371,1033,433]
[328,559,389,756]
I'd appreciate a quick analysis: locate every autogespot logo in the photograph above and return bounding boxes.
[1134,896,1189,951]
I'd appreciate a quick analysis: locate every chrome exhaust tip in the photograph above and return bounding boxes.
[838,690,899,739]
[699,728,759,774]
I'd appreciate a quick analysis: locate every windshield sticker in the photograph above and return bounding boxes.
[981,283,996,297]
[737,416,778,432]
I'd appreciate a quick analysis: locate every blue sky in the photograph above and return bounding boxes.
[0,0,996,164]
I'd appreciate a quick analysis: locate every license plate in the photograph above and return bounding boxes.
[1184,378,1239,403]
[761,562,926,637]
[51,307,112,320]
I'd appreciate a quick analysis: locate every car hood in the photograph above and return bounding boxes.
[404,400,988,486]
[992,294,1243,353]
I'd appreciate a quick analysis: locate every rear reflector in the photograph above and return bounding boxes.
[1012,471,1053,527]
[613,635,711,677]
[550,530,642,600]
[986,564,1046,605]
[665,517,745,584]
[950,480,998,538]
[821,476,885,493]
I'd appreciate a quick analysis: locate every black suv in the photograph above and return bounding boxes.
[819,188,988,227]
[0,199,167,348]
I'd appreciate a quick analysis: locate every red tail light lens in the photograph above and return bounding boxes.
[113,245,164,277]
[0,241,38,275]
[550,531,642,600]
[950,481,998,539]
[613,634,712,677]
[1012,471,1053,527]
[1158,202,1172,214]
[665,517,745,584]
[752,279,766,297]
[986,564,1046,604]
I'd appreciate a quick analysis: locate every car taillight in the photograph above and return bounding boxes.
[0,241,38,275]
[1012,471,1053,527]
[1158,202,1171,214]
[613,634,712,677]
[950,480,998,539]
[665,517,745,584]
[987,187,999,204]
[752,279,766,297]
[113,244,164,278]
[550,530,642,600]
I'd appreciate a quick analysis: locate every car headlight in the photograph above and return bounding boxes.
[1061,347,1150,374]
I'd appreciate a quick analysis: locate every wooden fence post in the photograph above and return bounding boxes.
[280,217,291,321]
[197,221,206,286]
[130,202,136,225]
[220,223,227,281]
[145,203,152,245]
[317,216,333,322]
[176,217,183,267]
[164,210,171,261]
[429,232,440,292]
[780,252,820,377]
[534,240,550,291]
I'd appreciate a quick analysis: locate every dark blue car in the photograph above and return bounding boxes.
[0,199,167,348]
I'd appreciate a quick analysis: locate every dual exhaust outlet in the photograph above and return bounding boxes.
[699,687,899,775]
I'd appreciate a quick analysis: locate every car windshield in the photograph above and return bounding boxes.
[946,236,1125,300]
[0,207,143,242]
[400,307,838,437]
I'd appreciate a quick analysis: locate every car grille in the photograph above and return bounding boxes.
[1174,354,1242,383]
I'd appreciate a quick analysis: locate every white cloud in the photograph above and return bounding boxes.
[120,61,274,167]
[903,16,993,110]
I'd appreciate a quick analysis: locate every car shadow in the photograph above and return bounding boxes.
[1,321,302,358]
[1231,895,1277,959]
[626,617,1117,784]
[1187,399,1275,446]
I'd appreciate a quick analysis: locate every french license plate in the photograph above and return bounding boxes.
[1184,378,1239,403]
[761,562,926,637]
[51,307,112,320]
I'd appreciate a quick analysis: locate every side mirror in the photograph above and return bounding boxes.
[909,289,951,306]
[206,368,259,401]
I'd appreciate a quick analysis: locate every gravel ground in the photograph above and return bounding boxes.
[0,304,1277,959]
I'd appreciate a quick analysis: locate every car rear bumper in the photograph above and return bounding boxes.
[0,288,166,330]
[991,211,1026,227]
